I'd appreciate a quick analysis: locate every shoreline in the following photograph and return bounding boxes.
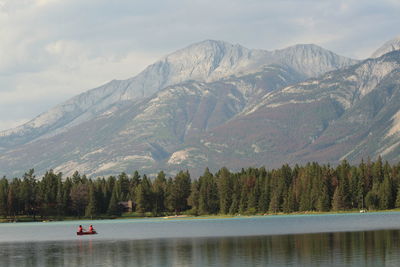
[2,208,400,223]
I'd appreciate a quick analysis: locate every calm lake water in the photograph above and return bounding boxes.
[1,212,400,266]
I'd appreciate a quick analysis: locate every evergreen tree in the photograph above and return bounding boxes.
[283,185,297,213]
[379,175,393,209]
[165,177,175,213]
[70,183,89,218]
[365,184,379,210]
[198,168,219,214]
[229,175,241,214]
[257,175,270,213]
[20,169,36,216]
[217,167,232,214]
[135,175,152,214]
[169,171,191,214]
[372,156,384,184]
[118,172,130,201]
[395,182,400,208]
[107,185,121,216]
[187,180,200,215]
[246,177,259,214]
[85,183,98,218]
[56,175,65,218]
[0,178,8,218]
[316,176,330,212]
[7,183,18,218]
[332,185,345,211]
[152,171,166,216]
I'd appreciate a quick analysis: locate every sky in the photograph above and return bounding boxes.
[0,0,399,131]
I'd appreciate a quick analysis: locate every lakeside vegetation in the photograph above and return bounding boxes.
[1,157,400,222]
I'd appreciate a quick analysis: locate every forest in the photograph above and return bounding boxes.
[1,157,400,221]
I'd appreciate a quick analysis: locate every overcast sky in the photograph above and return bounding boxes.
[0,0,399,131]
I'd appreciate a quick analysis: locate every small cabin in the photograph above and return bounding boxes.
[118,200,133,212]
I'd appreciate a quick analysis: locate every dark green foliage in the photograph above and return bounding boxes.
[198,168,219,214]
[135,175,152,215]
[188,180,200,215]
[85,183,98,218]
[1,158,399,219]
[107,185,121,216]
[166,171,191,214]
[70,183,89,218]
[217,167,232,214]
[7,181,18,217]
[0,177,8,217]
[152,171,166,216]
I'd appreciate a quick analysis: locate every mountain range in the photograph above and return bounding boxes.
[1,36,400,177]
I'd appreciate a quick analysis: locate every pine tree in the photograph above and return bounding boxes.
[135,175,152,215]
[20,169,36,216]
[332,185,345,211]
[257,175,270,213]
[7,183,17,218]
[365,184,379,210]
[152,171,166,216]
[316,176,330,212]
[229,175,241,214]
[217,167,232,214]
[56,175,65,218]
[283,185,297,213]
[85,183,98,219]
[169,171,191,214]
[395,182,400,208]
[246,177,259,214]
[107,185,121,216]
[118,172,130,201]
[372,156,384,184]
[188,180,200,215]
[198,168,219,214]
[70,183,89,218]
[379,175,393,209]
[0,178,8,218]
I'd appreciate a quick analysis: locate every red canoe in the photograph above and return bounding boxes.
[77,230,97,235]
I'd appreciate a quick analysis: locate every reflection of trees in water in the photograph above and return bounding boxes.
[1,230,400,266]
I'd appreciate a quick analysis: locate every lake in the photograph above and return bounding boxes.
[1,212,400,266]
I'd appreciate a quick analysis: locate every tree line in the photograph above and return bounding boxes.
[1,157,400,220]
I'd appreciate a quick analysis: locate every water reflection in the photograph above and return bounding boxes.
[1,230,400,266]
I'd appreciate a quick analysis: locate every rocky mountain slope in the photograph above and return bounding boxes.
[0,40,356,150]
[0,64,309,177]
[0,39,383,177]
[189,50,400,171]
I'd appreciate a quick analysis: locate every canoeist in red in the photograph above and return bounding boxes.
[78,225,83,233]
[88,225,94,233]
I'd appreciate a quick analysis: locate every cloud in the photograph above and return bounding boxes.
[0,0,399,131]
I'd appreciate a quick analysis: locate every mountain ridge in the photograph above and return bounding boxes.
[372,36,400,58]
[0,40,357,149]
[6,39,398,177]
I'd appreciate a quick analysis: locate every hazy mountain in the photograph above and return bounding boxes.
[0,40,360,177]
[372,36,400,58]
[191,50,400,172]
[0,64,307,177]
[0,40,356,150]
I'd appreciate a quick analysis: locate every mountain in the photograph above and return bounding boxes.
[0,41,356,150]
[0,40,359,177]
[372,36,400,58]
[191,50,400,171]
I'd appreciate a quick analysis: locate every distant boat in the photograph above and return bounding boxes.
[77,230,97,236]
